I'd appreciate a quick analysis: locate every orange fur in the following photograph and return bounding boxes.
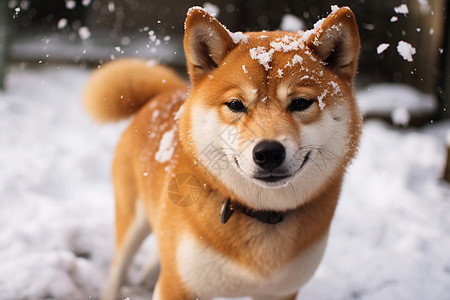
[83,58,186,122]
[84,6,362,300]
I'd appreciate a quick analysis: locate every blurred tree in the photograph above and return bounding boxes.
[0,0,11,90]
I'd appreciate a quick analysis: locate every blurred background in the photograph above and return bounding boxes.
[1,0,449,121]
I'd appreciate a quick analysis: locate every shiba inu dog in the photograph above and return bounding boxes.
[84,5,361,300]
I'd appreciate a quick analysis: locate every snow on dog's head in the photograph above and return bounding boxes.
[179,6,362,211]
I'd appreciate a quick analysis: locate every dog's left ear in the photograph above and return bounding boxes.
[184,7,236,84]
[307,7,360,79]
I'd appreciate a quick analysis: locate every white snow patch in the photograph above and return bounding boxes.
[313,18,326,29]
[229,31,249,44]
[329,81,341,96]
[249,46,274,71]
[155,128,176,163]
[394,4,409,16]
[242,65,248,74]
[280,14,305,32]
[397,40,416,62]
[187,6,206,16]
[330,5,340,14]
[292,54,303,65]
[317,90,328,110]
[277,69,283,78]
[270,35,304,52]
[377,43,390,54]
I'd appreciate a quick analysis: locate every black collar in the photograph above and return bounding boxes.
[220,198,285,225]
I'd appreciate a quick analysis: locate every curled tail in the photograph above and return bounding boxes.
[83,58,187,122]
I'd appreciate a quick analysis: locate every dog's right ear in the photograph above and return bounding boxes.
[184,7,235,84]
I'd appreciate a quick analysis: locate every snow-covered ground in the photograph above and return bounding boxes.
[0,65,449,300]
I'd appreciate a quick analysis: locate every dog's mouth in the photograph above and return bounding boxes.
[234,151,312,186]
[253,174,291,183]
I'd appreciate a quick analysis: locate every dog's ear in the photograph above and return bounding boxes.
[184,7,235,83]
[307,7,360,79]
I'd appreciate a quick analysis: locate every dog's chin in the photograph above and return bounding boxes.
[252,175,292,188]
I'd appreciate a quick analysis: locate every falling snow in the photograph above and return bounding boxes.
[57,18,68,30]
[203,2,220,17]
[78,27,91,40]
[397,41,416,62]
[280,14,305,32]
[377,43,390,54]
[394,4,409,16]
[65,0,76,10]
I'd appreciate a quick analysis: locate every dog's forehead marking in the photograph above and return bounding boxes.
[242,84,259,103]
[276,80,292,102]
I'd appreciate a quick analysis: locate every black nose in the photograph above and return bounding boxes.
[252,141,286,171]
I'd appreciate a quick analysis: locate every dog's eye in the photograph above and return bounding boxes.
[287,98,314,112]
[226,99,247,113]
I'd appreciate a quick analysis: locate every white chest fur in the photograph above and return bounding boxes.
[176,233,328,299]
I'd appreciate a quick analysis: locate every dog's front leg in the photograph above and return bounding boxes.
[152,271,195,300]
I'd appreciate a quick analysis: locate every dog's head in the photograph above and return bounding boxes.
[180,6,362,211]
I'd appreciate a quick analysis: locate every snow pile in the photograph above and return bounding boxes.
[302,120,450,300]
[357,83,437,120]
[0,66,449,300]
[0,66,125,299]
